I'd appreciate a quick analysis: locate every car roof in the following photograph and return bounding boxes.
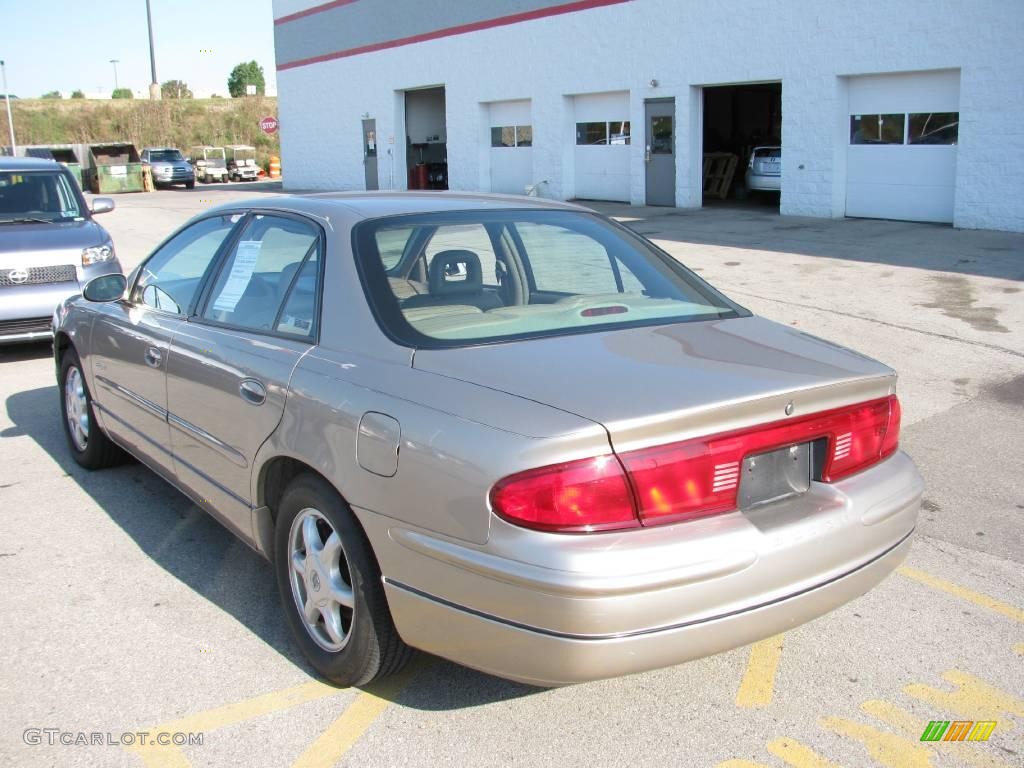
[206,191,593,224]
[0,156,65,172]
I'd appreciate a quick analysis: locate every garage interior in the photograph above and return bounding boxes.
[702,82,782,208]
[405,86,448,190]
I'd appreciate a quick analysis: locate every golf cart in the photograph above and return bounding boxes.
[225,145,259,182]
[189,146,228,183]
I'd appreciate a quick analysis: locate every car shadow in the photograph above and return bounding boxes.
[4,384,543,710]
[0,341,53,363]
[587,201,1024,282]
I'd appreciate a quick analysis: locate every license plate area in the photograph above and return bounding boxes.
[738,442,811,510]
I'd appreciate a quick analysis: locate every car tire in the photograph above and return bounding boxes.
[186,181,195,190]
[274,473,413,686]
[59,348,123,470]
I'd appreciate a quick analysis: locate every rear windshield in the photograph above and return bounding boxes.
[0,170,83,222]
[353,209,747,348]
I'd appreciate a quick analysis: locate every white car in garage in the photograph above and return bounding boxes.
[745,146,781,192]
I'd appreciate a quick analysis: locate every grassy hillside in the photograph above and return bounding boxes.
[1,97,280,167]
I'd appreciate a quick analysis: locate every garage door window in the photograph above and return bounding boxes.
[576,121,631,145]
[908,112,959,145]
[491,125,532,148]
[850,114,905,144]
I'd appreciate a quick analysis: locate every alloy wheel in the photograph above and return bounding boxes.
[64,366,89,451]
[288,508,356,652]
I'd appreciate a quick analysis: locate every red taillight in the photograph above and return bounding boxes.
[822,395,900,481]
[489,455,640,532]
[491,396,901,533]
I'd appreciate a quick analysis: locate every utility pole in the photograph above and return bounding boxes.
[0,60,14,155]
[145,0,160,100]
[110,59,120,91]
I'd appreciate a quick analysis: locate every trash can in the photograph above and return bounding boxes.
[85,143,145,193]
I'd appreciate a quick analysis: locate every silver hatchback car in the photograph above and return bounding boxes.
[53,193,923,687]
[1,157,120,343]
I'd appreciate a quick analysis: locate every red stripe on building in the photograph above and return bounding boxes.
[275,0,361,26]
[277,0,632,70]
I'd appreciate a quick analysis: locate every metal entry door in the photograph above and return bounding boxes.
[645,99,675,206]
[362,118,379,191]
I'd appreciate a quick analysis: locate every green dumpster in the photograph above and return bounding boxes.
[50,147,84,190]
[86,143,145,193]
[23,145,84,189]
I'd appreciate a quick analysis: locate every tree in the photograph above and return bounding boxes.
[111,88,133,100]
[161,79,192,99]
[41,90,62,99]
[71,90,85,99]
[227,61,265,98]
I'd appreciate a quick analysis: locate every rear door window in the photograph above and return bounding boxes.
[201,214,320,336]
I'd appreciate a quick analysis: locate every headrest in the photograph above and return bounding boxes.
[428,250,483,296]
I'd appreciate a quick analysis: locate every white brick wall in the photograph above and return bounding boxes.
[273,0,1024,232]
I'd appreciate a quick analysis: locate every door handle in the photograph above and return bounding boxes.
[144,347,163,368]
[239,378,267,406]
[645,145,652,163]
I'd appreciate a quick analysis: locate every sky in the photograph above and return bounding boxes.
[0,0,278,98]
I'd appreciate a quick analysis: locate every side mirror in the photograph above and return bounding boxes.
[82,273,127,302]
[91,197,115,215]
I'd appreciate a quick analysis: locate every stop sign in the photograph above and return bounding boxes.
[259,116,279,135]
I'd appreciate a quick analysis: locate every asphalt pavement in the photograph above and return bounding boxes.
[1,185,1021,768]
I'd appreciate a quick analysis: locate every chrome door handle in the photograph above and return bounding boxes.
[645,145,652,163]
[238,378,267,406]
[144,347,163,368]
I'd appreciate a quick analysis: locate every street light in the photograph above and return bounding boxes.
[145,0,160,100]
[0,59,15,155]
[110,59,120,91]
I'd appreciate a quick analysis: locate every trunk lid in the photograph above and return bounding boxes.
[413,316,895,452]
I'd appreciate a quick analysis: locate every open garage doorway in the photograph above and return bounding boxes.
[702,82,781,210]
[405,86,448,190]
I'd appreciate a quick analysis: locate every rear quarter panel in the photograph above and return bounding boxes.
[253,347,610,545]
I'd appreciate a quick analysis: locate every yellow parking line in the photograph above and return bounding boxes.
[291,667,418,768]
[896,566,1024,623]
[862,698,1015,768]
[820,715,933,768]
[125,680,347,768]
[157,680,346,733]
[736,635,784,708]
[905,669,1024,726]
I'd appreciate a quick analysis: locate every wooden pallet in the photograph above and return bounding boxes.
[702,153,738,200]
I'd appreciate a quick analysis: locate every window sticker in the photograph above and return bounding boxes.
[212,240,262,313]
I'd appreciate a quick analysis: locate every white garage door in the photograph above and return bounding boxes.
[846,70,959,223]
[489,100,533,195]
[574,91,631,202]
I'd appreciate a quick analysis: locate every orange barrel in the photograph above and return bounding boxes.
[269,156,282,179]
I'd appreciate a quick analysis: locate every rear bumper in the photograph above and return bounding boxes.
[356,450,923,685]
[383,528,912,686]
[746,171,781,191]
